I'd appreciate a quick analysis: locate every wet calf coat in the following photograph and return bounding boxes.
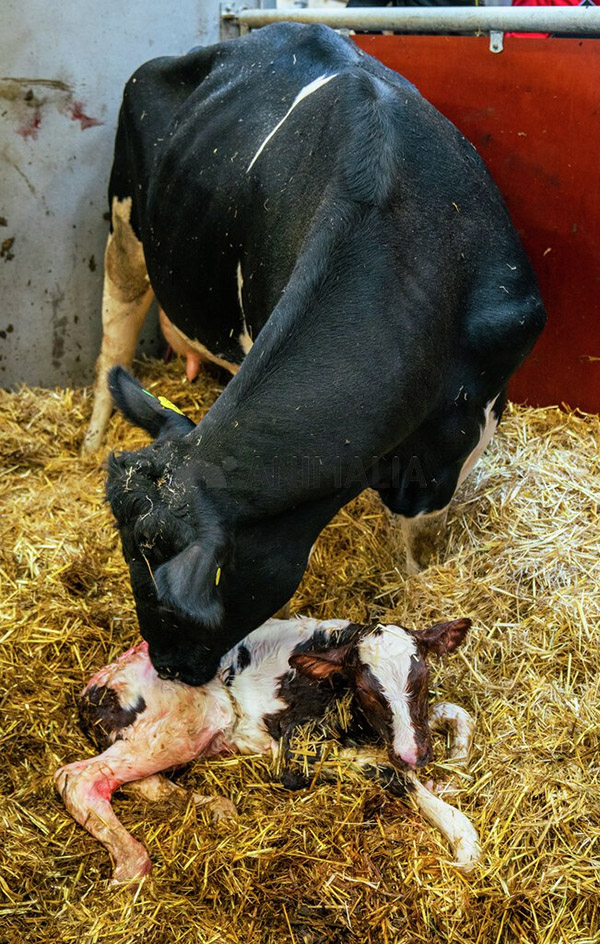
[87,23,545,683]
[55,616,479,881]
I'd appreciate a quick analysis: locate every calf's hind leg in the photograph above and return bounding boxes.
[83,196,154,453]
[54,735,233,882]
[123,774,237,822]
[55,745,154,884]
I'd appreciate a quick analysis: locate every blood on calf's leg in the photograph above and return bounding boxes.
[55,746,154,884]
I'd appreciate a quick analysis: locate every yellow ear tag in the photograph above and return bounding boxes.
[215,567,222,586]
[157,395,185,416]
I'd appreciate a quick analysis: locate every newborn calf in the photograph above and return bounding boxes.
[55,616,478,882]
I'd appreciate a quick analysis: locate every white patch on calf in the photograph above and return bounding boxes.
[223,617,351,754]
[247,73,338,172]
[358,625,420,765]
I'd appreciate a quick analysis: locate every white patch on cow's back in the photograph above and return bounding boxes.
[222,617,351,754]
[247,73,338,172]
[358,625,419,762]
[457,396,499,486]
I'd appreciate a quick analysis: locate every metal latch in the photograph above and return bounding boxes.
[489,30,504,53]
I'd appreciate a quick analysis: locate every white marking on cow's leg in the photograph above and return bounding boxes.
[457,396,500,487]
[123,774,237,822]
[236,260,253,355]
[247,73,338,172]
[405,771,481,873]
[83,196,153,453]
[401,506,450,575]
[399,395,500,572]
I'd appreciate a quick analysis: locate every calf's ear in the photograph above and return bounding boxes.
[289,644,354,680]
[109,366,195,440]
[154,540,225,627]
[413,617,471,656]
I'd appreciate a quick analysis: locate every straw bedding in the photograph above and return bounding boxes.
[1,358,599,944]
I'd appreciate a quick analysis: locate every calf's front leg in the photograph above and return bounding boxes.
[335,746,480,873]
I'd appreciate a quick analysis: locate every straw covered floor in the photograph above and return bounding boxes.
[1,359,599,944]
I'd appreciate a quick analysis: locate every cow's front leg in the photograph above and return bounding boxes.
[83,196,154,453]
[400,508,449,574]
[123,774,237,822]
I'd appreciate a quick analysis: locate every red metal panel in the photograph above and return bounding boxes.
[353,36,600,411]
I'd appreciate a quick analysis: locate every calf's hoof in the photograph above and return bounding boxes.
[193,794,237,822]
[110,845,153,885]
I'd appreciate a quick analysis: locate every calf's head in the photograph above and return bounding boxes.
[290,617,471,770]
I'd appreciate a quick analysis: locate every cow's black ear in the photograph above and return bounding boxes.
[108,366,195,440]
[154,540,226,627]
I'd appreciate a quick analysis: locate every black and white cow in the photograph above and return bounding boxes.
[85,23,545,685]
[55,615,478,882]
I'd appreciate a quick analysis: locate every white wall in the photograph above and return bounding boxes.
[0,0,219,387]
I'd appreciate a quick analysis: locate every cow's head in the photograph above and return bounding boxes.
[106,367,235,685]
[289,617,471,770]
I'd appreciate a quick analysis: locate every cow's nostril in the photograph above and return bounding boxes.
[156,665,179,680]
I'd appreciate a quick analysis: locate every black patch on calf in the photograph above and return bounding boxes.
[78,684,146,751]
[291,622,366,658]
[264,670,347,743]
[236,644,251,672]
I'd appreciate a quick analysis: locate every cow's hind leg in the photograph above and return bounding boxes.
[381,392,504,573]
[83,196,154,453]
